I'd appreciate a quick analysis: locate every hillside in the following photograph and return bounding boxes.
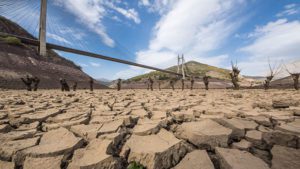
[129,61,231,82]
[113,61,235,89]
[0,16,108,89]
[119,61,297,89]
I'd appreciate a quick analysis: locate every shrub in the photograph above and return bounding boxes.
[127,162,144,169]
[1,36,22,46]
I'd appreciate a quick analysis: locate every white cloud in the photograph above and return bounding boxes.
[276,3,299,17]
[239,19,300,76]
[53,0,141,47]
[135,0,245,70]
[78,63,88,67]
[106,2,141,24]
[138,0,150,6]
[59,28,86,40]
[47,33,72,45]
[138,0,176,15]
[90,62,101,67]
[113,68,147,79]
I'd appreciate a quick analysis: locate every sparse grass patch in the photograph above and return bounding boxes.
[0,36,22,46]
[127,162,144,169]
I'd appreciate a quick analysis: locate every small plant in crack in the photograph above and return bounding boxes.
[127,161,144,169]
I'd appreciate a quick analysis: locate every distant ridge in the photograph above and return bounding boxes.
[128,61,231,82]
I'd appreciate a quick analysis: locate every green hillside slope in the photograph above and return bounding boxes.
[129,61,231,82]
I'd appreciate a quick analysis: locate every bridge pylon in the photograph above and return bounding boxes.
[177,54,186,79]
[38,0,47,56]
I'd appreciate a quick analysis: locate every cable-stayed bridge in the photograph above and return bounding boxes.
[0,0,183,77]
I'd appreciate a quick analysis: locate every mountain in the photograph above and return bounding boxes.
[119,60,297,89]
[96,78,112,86]
[0,16,108,89]
[128,61,231,82]
[115,61,235,89]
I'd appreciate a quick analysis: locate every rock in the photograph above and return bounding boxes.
[275,119,300,135]
[0,104,4,110]
[8,116,26,127]
[217,118,257,140]
[122,115,138,127]
[272,100,289,109]
[0,119,9,125]
[67,139,122,169]
[232,139,252,151]
[90,116,115,124]
[271,145,300,169]
[245,130,267,149]
[250,147,271,165]
[262,130,298,149]
[0,129,37,141]
[0,137,39,160]
[258,125,273,133]
[98,119,124,135]
[172,150,214,169]
[270,115,295,125]
[132,119,160,136]
[46,110,89,123]
[15,99,25,105]
[9,107,35,117]
[92,110,121,116]
[292,108,300,116]
[15,128,83,165]
[249,116,272,127]
[0,124,11,133]
[42,116,89,131]
[23,155,64,169]
[20,109,62,124]
[216,147,270,169]
[0,111,7,120]
[233,93,243,98]
[171,110,195,122]
[252,102,272,110]
[130,109,149,118]
[0,160,14,169]
[151,111,167,120]
[16,121,39,131]
[175,119,232,149]
[98,132,127,155]
[70,124,103,141]
[124,129,191,169]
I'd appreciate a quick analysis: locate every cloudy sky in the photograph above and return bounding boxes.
[1,0,300,80]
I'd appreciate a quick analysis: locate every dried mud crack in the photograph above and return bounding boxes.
[0,89,299,169]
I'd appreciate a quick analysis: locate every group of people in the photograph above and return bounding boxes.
[20,75,40,91]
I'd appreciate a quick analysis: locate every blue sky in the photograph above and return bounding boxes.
[1,0,300,80]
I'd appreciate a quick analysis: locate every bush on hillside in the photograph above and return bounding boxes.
[1,36,22,46]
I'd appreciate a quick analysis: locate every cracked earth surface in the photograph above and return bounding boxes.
[0,89,299,169]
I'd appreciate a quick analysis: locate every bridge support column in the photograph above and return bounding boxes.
[38,0,47,56]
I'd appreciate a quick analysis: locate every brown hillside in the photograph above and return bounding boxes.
[0,16,108,89]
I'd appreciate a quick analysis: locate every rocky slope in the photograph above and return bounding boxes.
[0,16,108,89]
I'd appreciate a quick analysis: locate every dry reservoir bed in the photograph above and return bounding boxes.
[0,89,299,169]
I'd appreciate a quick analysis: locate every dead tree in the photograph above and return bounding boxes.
[285,64,299,90]
[264,60,280,90]
[230,61,240,90]
[203,75,209,90]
